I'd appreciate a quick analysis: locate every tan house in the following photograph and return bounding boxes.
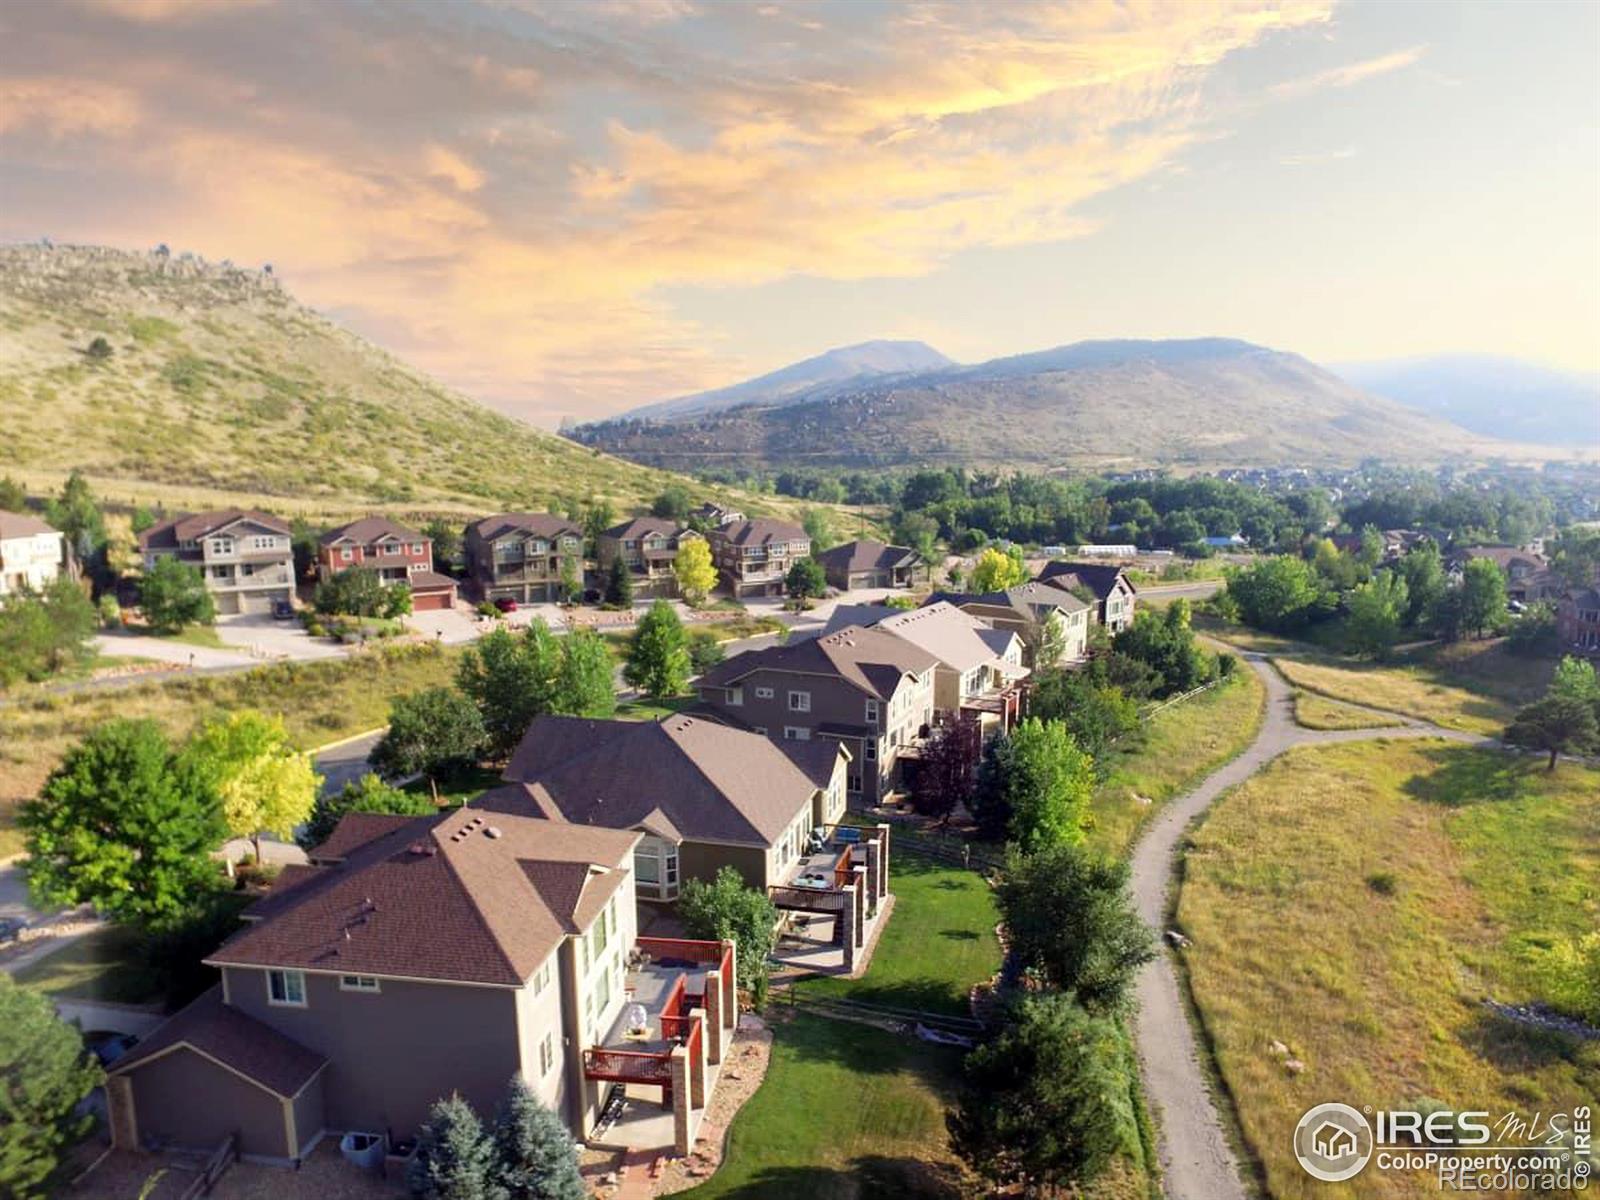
[696,626,937,803]
[706,518,810,597]
[106,808,739,1162]
[463,513,584,604]
[0,510,65,596]
[1035,560,1138,633]
[924,580,1092,666]
[814,540,920,591]
[138,510,294,615]
[595,518,701,599]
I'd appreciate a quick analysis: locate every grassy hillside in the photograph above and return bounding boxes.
[0,244,785,519]
[573,341,1540,471]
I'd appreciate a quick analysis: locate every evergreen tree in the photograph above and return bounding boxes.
[409,1094,505,1200]
[783,557,826,602]
[623,599,691,698]
[603,556,635,609]
[1504,695,1598,770]
[491,1077,585,1200]
[0,976,103,1198]
[45,471,107,580]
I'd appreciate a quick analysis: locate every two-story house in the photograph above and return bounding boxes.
[821,602,1029,736]
[317,517,457,610]
[706,519,810,597]
[106,809,739,1163]
[595,518,701,599]
[1452,545,1558,605]
[0,510,65,596]
[478,714,849,901]
[696,626,937,803]
[463,513,584,604]
[138,510,294,615]
[1034,560,1138,633]
[1557,584,1600,655]
[814,540,921,592]
[924,580,1091,667]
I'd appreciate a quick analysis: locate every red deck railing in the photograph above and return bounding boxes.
[659,975,694,1041]
[583,1048,674,1087]
[636,936,724,964]
[831,847,855,890]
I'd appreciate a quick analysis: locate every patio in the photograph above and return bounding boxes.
[768,824,893,978]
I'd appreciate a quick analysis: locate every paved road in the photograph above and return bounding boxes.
[1127,652,1485,1200]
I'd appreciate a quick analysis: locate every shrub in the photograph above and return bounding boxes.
[679,866,775,1008]
[0,976,103,1197]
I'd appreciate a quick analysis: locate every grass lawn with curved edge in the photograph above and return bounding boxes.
[1272,656,1512,734]
[1178,741,1599,1200]
[1291,689,1402,730]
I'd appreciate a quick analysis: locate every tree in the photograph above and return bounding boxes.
[624,599,691,698]
[972,718,1094,853]
[140,554,216,632]
[580,499,615,554]
[457,625,560,759]
[1397,541,1445,628]
[603,555,635,609]
[948,994,1142,1194]
[995,844,1155,1013]
[1460,558,1509,639]
[911,718,982,823]
[183,711,319,863]
[1224,555,1319,631]
[45,471,107,578]
[893,511,940,568]
[372,688,486,794]
[86,335,113,360]
[0,576,97,686]
[1029,670,1139,767]
[1551,655,1600,707]
[423,517,463,575]
[552,630,616,718]
[21,720,226,930]
[1112,600,1211,696]
[314,566,403,618]
[491,1077,585,1200]
[651,484,692,522]
[672,538,717,607]
[784,557,826,602]
[0,975,103,1198]
[970,545,1026,593]
[678,866,775,1005]
[801,507,835,551]
[0,475,26,512]
[1019,610,1066,669]
[557,555,581,605]
[1344,570,1409,659]
[298,773,437,852]
[409,1093,506,1200]
[1504,695,1598,770]
[687,630,726,674]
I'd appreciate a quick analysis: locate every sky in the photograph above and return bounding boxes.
[1,0,1596,427]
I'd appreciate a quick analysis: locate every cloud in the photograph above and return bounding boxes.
[0,0,1334,422]
[1280,145,1357,166]
[1270,45,1426,99]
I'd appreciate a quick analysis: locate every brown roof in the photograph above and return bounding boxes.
[602,517,687,542]
[1035,560,1136,601]
[466,512,581,543]
[711,518,808,548]
[320,516,424,547]
[814,540,917,574]
[138,509,289,551]
[699,624,937,701]
[308,812,420,862]
[1457,545,1546,573]
[485,714,839,847]
[409,570,457,592]
[0,510,57,539]
[209,808,638,986]
[110,987,327,1098]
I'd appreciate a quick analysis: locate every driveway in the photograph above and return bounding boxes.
[214,613,349,661]
[1127,653,1487,1200]
[95,629,258,670]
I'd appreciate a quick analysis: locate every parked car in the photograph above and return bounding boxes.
[493,597,519,613]
[84,1031,139,1067]
[271,598,295,620]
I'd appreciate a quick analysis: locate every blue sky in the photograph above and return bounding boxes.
[1,0,1594,425]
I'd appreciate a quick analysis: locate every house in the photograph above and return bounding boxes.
[317,517,457,611]
[1035,560,1138,633]
[1451,545,1554,604]
[695,626,937,803]
[479,714,849,899]
[595,518,701,598]
[463,513,584,604]
[924,579,1092,667]
[692,502,744,528]
[138,510,294,615]
[814,540,920,591]
[1556,585,1600,655]
[106,808,739,1162]
[0,511,65,596]
[706,519,811,597]
[819,602,1028,736]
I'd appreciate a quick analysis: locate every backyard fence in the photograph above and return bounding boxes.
[781,986,987,1038]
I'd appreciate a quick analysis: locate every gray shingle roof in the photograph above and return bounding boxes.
[698,624,937,700]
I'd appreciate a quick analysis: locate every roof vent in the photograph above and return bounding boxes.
[485,826,503,839]
[407,841,437,857]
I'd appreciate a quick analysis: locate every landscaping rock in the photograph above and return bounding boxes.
[1284,1058,1306,1074]
[1268,1040,1289,1057]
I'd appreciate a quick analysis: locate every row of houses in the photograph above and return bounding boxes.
[104,712,891,1165]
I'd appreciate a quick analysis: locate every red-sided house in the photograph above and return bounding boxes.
[317,518,457,611]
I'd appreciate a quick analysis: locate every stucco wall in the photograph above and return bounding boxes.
[128,1046,291,1159]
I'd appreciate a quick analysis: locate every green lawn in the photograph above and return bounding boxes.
[12,925,163,1005]
[797,851,999,1016]
[147,624,229,650]
[677,1012,968,1199]
[614,695,696,722]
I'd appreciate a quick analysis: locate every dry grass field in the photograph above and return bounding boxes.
[1291,690,1403,731]
[1271,656,1515,735]
[1179,741,1599,1200]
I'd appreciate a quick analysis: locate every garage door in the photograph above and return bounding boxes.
[413,591,453,611]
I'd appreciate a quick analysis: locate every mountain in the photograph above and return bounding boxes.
[0,244,771,518]
[571,337,1521,470]
[1329,354,1600,448]
[627,339,954,421]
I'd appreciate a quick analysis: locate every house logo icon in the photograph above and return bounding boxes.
[1294,1102,1374,1182]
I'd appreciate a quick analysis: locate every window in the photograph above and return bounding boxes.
[252,536,277,551]
[864,698,879,724]
[864,739,877,762]
[788,690,811,712]
[594,905,610,956]
[340,547,353,561]
[267,969,306,1007]
[339,975,380,993]
[412,543,424,554]
[755,685,774,699]
[727,685,743,707]
[753,726,768,736]
[539,1032,555,1077]
[533,960,552,996]
[784,726,811,741]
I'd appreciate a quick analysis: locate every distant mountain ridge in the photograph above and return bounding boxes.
[1329,354,1599,447]
[572,336,1520,470]
[628,339,954,420]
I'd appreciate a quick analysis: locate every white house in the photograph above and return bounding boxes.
[0,511,66,596]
